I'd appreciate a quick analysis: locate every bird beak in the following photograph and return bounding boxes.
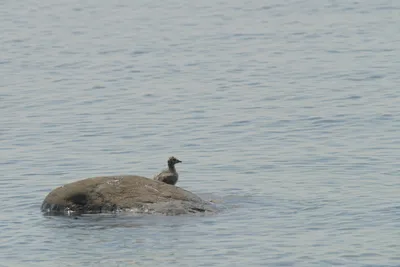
[177,160,182,163]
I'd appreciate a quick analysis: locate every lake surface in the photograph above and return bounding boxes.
[1,0,399,266]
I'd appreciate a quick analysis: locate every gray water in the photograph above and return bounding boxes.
[1,0,399,266]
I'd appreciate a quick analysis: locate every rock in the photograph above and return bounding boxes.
[41,175,216,216]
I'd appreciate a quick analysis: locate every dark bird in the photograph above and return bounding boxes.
[153,156,182,185]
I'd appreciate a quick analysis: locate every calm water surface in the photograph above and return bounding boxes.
[1,0,399,266]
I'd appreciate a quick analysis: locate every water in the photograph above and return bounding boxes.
[1,0,399,266]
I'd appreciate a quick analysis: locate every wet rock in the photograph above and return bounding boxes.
[41,175,216,216]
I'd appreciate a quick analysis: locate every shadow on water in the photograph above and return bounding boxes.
[39,189,332,232]
[39,192,270,230]
[41,204,222,230]
[42,213,148,230]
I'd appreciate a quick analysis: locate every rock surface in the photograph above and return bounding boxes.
[41,175,216,216]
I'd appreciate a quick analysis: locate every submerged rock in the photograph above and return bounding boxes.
[41,175,216,216]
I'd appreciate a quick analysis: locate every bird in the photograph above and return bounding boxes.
[153,156,182,185]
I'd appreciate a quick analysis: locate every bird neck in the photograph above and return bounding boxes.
[168,163,176,172]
